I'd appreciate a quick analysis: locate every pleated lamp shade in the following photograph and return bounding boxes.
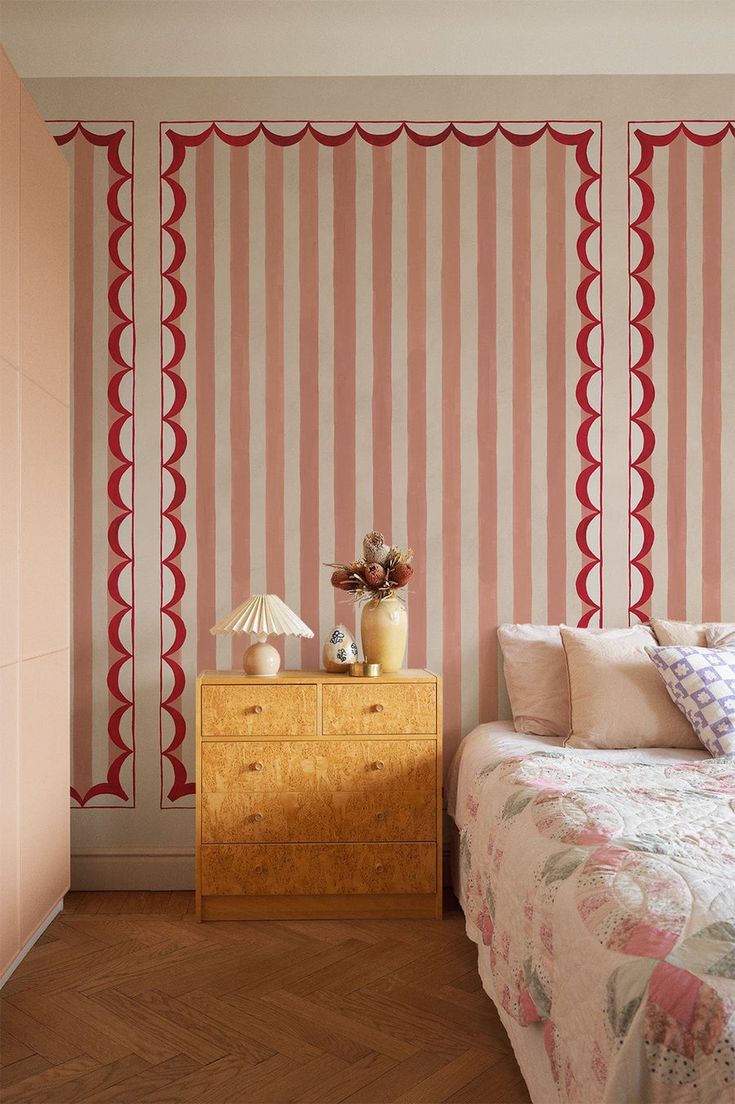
[210,594,313,676]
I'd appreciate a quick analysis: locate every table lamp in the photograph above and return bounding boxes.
[210,594,314,676]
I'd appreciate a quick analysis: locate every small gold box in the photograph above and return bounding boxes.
[363,662,382,677]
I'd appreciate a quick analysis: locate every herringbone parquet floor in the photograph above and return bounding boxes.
[0,892,531,1104]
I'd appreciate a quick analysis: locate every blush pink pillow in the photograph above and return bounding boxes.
[561,625,699,749]
[497,625,570,737]
[706,624,735,649]
[650,619,735,648]
[650,619,709,647]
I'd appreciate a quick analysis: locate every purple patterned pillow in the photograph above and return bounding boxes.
[645,645,735,757]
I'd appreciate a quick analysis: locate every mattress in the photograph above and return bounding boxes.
[448,723,734,1104]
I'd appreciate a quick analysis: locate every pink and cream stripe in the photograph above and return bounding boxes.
[49,121,135,808]
[629,121,735,624]
[160,120,602,801]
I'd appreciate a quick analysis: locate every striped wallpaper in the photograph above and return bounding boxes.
[49,112,735,817]
[160,121,602,803]
[49,121,135,809]
[629,122,735,625]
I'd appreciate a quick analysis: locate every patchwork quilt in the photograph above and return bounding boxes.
[457,749,735,1104]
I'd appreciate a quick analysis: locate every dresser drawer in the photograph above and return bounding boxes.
[322,683,437,735]
[201,787,436,844]
[201,739,435,795]
[201,684,316,736]
[201,843,436,896]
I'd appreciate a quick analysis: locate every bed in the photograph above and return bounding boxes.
[448,722,735,1104]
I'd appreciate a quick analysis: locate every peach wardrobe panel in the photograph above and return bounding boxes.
[0,47,70,983]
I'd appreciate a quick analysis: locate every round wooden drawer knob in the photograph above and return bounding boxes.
[252,761,264,772]
[373,760,385,771]
[375,862,385,873]
[253,705,263,714]
[373,703,385,713]
[254,865,266,875]
[375,811,385,821]
[253,813,263,823]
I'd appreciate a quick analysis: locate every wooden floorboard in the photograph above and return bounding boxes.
[0,893,530,1103]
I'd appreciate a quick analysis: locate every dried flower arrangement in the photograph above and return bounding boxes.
[326,532,414,603]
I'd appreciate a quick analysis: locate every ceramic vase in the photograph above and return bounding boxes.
[322,624,359,672]
[360,595,408,673]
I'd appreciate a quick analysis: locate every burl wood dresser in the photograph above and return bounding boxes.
[196,669,442,921]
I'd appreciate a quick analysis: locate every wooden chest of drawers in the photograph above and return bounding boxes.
[196,669,442,921]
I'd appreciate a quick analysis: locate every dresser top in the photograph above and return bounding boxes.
[198,668,438,684]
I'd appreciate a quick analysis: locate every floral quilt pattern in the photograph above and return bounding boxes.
[457,751,735,1103]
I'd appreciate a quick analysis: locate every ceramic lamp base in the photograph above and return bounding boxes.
[243,640,281,676]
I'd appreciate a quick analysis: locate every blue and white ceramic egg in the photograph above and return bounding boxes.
[322,624,359,672]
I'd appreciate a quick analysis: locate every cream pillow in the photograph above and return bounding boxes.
[497,625,569,737]
[650,618,708,647]
[561,625,700,749]
[705,624,735,648]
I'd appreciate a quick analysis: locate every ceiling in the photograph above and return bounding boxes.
[1,0,734,77]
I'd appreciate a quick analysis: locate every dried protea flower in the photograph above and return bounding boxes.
[326,539,413,604]
[390,562,413,588]
[364,563,386,589]
[387,545,414,566]
[363,531,391,566]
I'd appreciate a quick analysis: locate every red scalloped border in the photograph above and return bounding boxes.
[159,120,603,804]
[628,121,735,623]
[53,122,136,808]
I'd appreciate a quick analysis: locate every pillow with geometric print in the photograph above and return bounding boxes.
[645,644,735,757]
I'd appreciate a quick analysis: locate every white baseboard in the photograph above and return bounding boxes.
[0,896,64,989]
[71,848,195,891]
